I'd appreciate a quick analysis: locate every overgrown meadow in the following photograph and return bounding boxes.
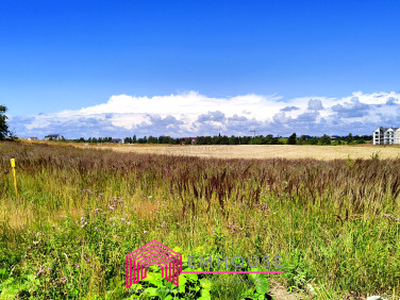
[0,142,399,299]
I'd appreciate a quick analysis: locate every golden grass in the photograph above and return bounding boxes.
[132,200,160,221]
[78,143,400,160]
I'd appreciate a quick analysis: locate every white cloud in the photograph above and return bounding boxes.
[9,91,400,138]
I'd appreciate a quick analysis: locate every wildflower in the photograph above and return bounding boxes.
[76,265,80,268]
[160,222,168,228]
[85,222,88,225]
[95,227,98,230]
[113,223,115,226]
[143,231,147,234]
[127,222,130,225]
[81,225,84,228]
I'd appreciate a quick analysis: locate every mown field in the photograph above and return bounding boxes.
[0,141,399,299]
[83,143,400,161]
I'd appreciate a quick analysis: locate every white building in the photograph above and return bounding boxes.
[373,127,400,145]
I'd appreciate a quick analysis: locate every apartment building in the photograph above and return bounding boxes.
[373,127,400,145]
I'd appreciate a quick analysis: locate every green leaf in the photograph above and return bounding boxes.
[142,272,164,288]
[144,287,158,297]
[198,288,212,300]
[178,274,187,293]
[172,246,182,254]
[200,278,212,290]
[184,272,198,282]
[255,279,269,295]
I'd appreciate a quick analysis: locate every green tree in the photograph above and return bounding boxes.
[299,135,307,144]
[0,105,9,140]
[124,137,132,144]
[346,133,354,144]
[288,133,297,145]
[319,134,332,145]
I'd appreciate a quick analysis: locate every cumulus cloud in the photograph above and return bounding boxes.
[307,99,324,111]
[331,97,370,118]
[8,91,400,138]
[281,106,299,112]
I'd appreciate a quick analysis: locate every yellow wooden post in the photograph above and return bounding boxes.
[10,158,18,196]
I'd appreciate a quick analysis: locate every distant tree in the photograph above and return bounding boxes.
[147,136,158,144]
[229,135,239,145]
[346,133,354,144]
[307,137,319,145]
[138,136,147,144]
[132,135,137,143]
[0,105,10,140]
[288,133,297,145]
[220,135,229,144]
[355,139,366,144]
[319,134,332,145]
[299,135,307,144]
[204,136,212,145]
[212,135,222,144]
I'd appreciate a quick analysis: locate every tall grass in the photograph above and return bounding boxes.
[0,141,399,299]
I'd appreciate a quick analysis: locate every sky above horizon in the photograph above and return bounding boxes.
[2,0,400,138]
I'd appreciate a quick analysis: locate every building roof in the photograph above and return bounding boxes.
[45,134,62,137]
[375,127,399,132]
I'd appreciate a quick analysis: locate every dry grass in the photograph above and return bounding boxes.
[76,143,400,160]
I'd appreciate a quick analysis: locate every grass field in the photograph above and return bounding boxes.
[1,141,399,299]
[83,143,400,161]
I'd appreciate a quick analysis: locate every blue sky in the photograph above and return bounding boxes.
[2,0,400,138]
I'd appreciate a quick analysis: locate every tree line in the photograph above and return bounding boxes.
[72,133,371,145]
